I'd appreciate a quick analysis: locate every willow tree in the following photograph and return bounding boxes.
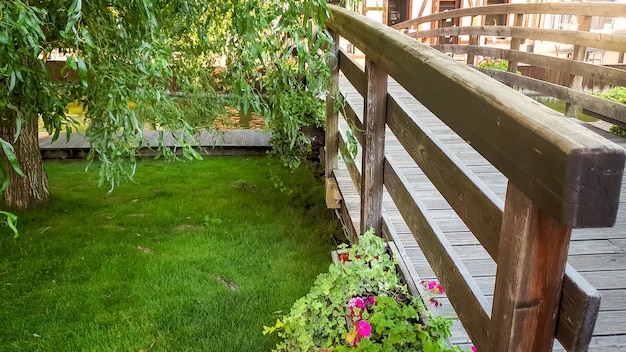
[0,0,333,215]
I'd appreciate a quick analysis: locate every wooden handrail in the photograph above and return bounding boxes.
[409,26,626,53]
[325,4,624,351]
[391,3,626,29]
[327,5,624,228]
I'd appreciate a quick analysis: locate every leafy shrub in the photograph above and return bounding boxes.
[589,87,626,137]
[263,230,462,352]
[478,58,509,71]
[478,58,521,75]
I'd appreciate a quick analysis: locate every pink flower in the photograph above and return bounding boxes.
[367,296,376,305]
[348,297,366,310]
[348,297,367,318]
[356,320,371,338]
[349,320,372,347]
[425,280,444,294]
[471,346,478,352]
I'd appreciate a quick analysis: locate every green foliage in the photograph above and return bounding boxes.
[0,0,334,195]
[590,87,626,137]
[478,58,520,75]
[477,58,509,71]
[0,157,342,351]
[264,230,461,352]
[267,92,326,169]
[591,87,626,104]
[610,125,626,138]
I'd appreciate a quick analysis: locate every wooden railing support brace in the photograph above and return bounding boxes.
[360,59,387,235]
[565,15,591,118]
[325,30,341,209]
[507,13,525,76]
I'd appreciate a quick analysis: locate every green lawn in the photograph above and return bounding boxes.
[0,157,342,351]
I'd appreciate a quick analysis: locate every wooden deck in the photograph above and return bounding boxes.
[38,129,272,159]
[335,77,626,351]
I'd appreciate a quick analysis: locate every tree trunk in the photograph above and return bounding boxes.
[0,113,49,209]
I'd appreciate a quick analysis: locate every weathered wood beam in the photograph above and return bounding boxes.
[360,59,387,235]
[392,3,626,29]
[474,67,626,128]
[338,49,367,98]
[325,30,340,177]
[430,45,626,87]
[409,26,626,53]
[565,16,591,118]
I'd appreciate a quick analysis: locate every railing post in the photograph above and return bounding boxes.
[360,59,387,235]
[325,30,341,209]
[489,183,572,352]
[466,16,480,65]
[507,14,524,75]
[565,15,591,118]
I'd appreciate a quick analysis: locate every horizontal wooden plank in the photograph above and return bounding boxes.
[339,48,366,98]
[332,169,360,242]
[432,45,626,87]
[340,95,365,146]
[473,67,626,128]
[557,266,601,351]
[583,271,626,290]
[597,289,626,312]
[567,254,626,272]
[391,3,626,29]
[328,5,625,227]
[594,311,626,336]
[587,335,626,351]
[337,132,362,193]
[413,26,626,53]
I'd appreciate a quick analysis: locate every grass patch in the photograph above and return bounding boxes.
[0,157,343,351]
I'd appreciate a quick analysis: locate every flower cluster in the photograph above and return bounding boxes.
[421,280,445,307]
[424,280,445,295]
[346,296,376,347]
[348,296,376,318]
[265,230,464,352]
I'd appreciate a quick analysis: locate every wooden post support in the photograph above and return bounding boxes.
[489,183,573,352]
[325,30,340,208]
[466,16,479,65]
[360,59,387,235]
[507,14,525,75]
[325,178,342,209]
[565,15,591,118]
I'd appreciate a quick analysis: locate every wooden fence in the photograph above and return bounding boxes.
[324,5,625,351]
[390,3,626,126]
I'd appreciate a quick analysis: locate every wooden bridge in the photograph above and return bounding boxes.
[38,129,271,159]
[324,4,626,352]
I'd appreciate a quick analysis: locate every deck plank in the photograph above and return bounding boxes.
[38,129,272,158]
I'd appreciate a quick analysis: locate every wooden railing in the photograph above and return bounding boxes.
[390,3,626,125]
[324,5,625,352]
